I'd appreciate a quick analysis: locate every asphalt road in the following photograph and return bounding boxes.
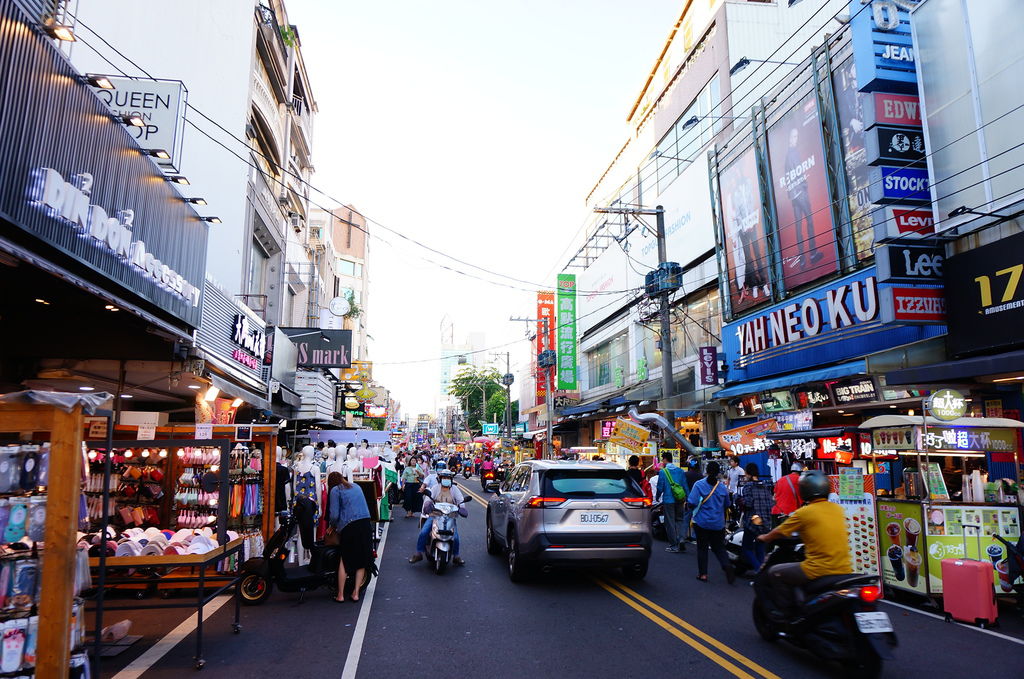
[92,477,1024,678]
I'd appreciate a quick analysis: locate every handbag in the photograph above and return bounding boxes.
[324,526,341,546]
[690,480,721,531]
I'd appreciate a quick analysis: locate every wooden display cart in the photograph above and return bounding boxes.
[0,400,89,678]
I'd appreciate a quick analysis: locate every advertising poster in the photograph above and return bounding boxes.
[719,419,778,455]
[609,418,650,453]
[877,500,927,593]
[833,58,874,260]
[719,148,772,313]
[555,274,578,390]
[923,505,1021,594]
[830,473,877,576]
[768,92,838,289]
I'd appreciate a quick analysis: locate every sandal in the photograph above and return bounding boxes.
[696,575,708,582]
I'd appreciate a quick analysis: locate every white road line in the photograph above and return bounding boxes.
[881,600,1024,646]
[341,522,390,679]
[110,594,232,679]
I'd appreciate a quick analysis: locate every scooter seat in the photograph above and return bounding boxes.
[801,573,874,596]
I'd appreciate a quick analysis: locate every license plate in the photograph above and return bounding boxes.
[854,612,893,634]
[579,512,609,524]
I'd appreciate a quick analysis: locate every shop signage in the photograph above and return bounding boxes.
[850,0,920,94]
[760,390,795,413]
[866,126,925,166]
[944,231,1024,356]
[734,395,764,418]
[732,275,879,358]
[829,376,878,405]
[719,419,777,455]
[774,410,813,431]
[91,78,187,170]
[553,394,580,409]
[984,400,1004,419]
[555,274,578,390]
[920,426,1017,452]
[923,505,1022,595]
[876,243,943,284]
[928,388,967,421]
[868,166,930,205]
[609,418,650,453]
[879,285,946,324]
[877,500,927,593]
[872,206,935,242]
[230,314,266,370]
[793,386,832,409]
[817,436,856,464]
[698,346,718,386]
[872,426,916,450]
[864,92,921,128]
[282,328,353,368]
[31,168,202,308]
[600,419,616,438]
[536,291,556,404]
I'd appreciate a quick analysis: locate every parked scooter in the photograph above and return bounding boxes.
[423,502,460,575]
[239,509,375,605]
[725,521,757,576]
[650,502,667,541]
[752,538,897,678]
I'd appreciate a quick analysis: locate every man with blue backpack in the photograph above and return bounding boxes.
[655,450,690,553]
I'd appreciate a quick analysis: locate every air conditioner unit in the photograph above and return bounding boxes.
[278,190,289,206]
[289,212,303,232]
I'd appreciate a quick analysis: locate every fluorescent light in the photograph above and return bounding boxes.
[34,298,49,305]
[104,304,119,311]
[167,175,190,185]
[78,386,95,392]
[86,74,114,89]
[147,149,171,159]
[187,384,201,390]
[45,24,76,42]
[838,410,845,413]
[231,398,244,407]
[187,198,208,206]
[203,386,220,402]
[121,113,145,127]
[120,394,133,398]
[992,376,1024,383]
[201,216,222,224]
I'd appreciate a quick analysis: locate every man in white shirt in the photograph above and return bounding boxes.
[726,456,745,495]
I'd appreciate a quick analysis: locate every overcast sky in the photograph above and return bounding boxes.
[288,0,680,417]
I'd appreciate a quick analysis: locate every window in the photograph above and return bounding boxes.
[336,259,356,277]
[586,331,629,388]
[248,239,269,296]
[542,470,635,497]
[511,467,531,492]
[650,75,722,195]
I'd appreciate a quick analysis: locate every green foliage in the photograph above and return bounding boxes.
[448,365,504,434]
[279,24,297,48]
[363,417,386,431]
[343,290,362,319]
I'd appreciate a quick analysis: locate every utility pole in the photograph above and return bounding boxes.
[492,351,514,439]
[510,316,554,459]
[593,205,678,405]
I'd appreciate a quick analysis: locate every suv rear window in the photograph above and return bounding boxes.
[542,470,641,497]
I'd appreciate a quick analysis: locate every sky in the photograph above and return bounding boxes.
[287,0,681,417]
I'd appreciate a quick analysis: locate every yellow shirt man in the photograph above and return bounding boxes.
[775,498,852,579]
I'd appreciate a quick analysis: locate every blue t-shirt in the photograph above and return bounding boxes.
[687,478,731,530]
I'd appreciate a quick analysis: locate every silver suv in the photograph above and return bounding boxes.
[485,460,651,582]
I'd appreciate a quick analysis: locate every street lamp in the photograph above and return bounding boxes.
[729,56,801,76]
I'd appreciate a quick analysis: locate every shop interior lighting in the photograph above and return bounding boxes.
[187,384,201,390]
[120,394,133,399]
[187,198,208,206]
[201,217,222,224]
[159,449,168,458]
[34,298,49,305]
[146,149,171,160]
[78,386,95,392]
[907,409,915,416]
[44,24,76,42]
[104,304,119,311]
[203,386,220,402]
[838,410,845,413]
[121,113,145,128]
[231,398,244,407]
[167,175,190,185]
[992,376,1024,383]
[86,74,114,90]
[927,450,986,458]
[889,405,898,408]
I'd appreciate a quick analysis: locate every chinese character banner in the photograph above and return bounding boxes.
[556,274,577,390]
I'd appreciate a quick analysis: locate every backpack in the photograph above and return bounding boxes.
[663,467,688,502]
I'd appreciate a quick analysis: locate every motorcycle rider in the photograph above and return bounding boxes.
[409,470,468,566]
[757,469,852,620]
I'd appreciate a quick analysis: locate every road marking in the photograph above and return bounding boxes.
[110,595,231,679]
[604,578,782,679]
[881,600,1024,646]
[458,483,489,506]
[341,521,390,679]
[592,577,758,679]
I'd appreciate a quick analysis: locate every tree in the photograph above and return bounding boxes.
[448,365,503,434]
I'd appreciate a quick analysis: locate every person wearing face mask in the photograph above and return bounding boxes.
[409,470,468,566]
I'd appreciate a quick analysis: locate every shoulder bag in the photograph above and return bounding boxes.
[690,480,721,531]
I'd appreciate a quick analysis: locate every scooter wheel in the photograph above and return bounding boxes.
[751,600,780,642]
[240,573,273,605]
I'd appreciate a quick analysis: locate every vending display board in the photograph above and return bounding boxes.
[830,471,878,576]
[877,500,927,593]
[923,504,1021,594]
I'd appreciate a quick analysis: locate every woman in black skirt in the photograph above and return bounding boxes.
[327,471,373,602]
[401,456,425,518]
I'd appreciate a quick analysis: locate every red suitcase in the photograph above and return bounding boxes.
[941,527,999,627]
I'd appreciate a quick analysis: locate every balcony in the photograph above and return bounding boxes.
[255,4,289,104]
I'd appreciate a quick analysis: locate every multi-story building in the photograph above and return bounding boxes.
[552,0,850,456]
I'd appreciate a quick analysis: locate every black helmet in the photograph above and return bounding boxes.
[798,469,830,501]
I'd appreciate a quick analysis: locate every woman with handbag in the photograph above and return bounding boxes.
[686,461,735,584]
[326,471,373,603]
[401,458,426,518]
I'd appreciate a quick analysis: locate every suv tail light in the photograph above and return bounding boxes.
[622,497,651,507]
[859,585,882,602]
[526,496,566,508]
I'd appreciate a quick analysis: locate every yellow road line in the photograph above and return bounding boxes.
[603,578,782,679]
[592,577,758,679]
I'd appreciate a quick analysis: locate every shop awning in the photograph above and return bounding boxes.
[712,360,867,400]
[561,402,603,416]
[209,374,271,411]
[768,427,861,440]
[860,414,1024,429]
[884,348,1024,385]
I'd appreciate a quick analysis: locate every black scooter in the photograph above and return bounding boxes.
[239,510,374,605]
[752,539,897,679]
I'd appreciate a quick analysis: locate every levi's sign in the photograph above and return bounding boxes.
[876,243,943,283]
[873,206,935,241]
[733,276,878,357]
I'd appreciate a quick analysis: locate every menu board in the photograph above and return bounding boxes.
[877,500,927,593]
[923,504,1022,594]
[922,462,949,501]
[830,473,878,576]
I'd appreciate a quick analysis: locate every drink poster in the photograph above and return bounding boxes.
[839,467,864,500]
[830,473,878,576]
[921,504,1021,594]
[922,462,949,501]
[877,500,927,593]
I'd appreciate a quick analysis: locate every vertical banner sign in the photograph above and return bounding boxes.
[536,291,556,405]
[556,274,578,390]
[698,346,718,386]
